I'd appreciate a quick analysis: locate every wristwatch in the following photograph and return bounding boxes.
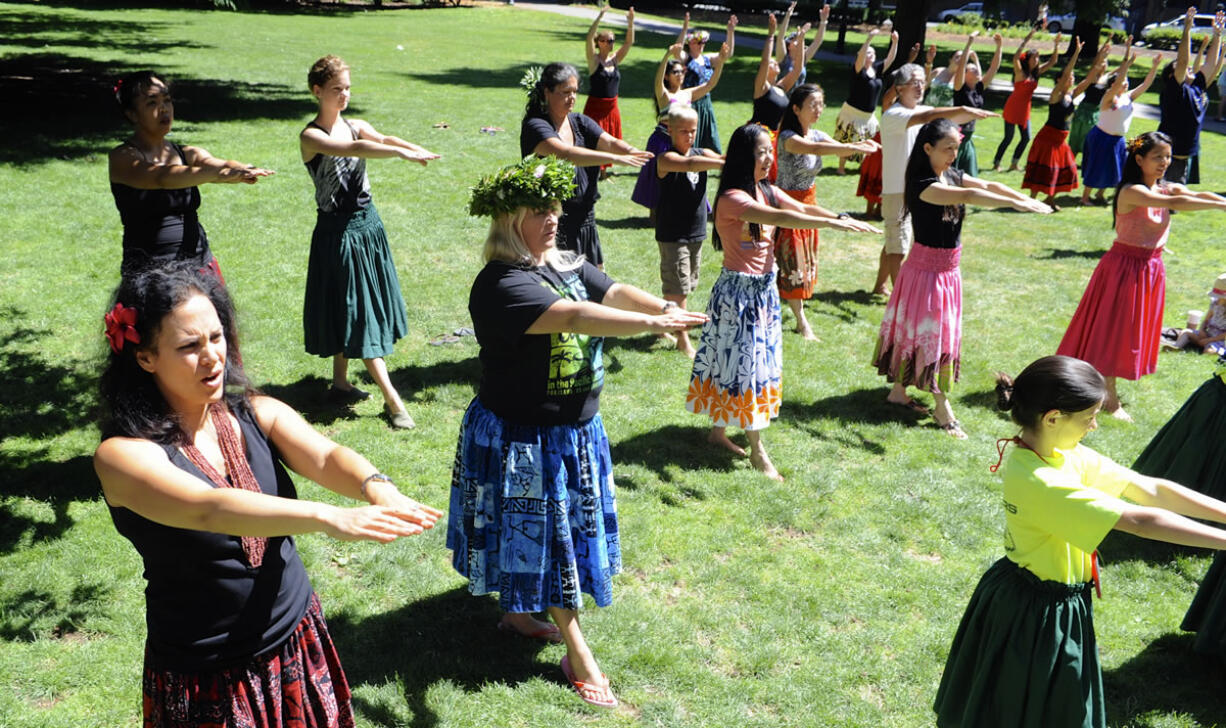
[661,300,679,313]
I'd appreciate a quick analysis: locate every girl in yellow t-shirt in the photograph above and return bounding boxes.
[934,355,1226,728]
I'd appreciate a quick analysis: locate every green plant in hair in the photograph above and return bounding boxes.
[468,156,577,218]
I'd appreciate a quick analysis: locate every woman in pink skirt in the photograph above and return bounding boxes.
[1057,131,1226,421]
[874,119,1051,438]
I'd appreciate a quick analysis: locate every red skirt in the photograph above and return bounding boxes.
[857,132,883,204]
[142,594,355,728]
[1056,242,1166,380]
[1021,125,1079,196]
[583,95,621,173]
[582,95,622,139]
[776,186,819,300]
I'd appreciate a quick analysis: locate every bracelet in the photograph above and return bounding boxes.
[661,300,678,313]
[360,472,393,500]
[837,212,850,220]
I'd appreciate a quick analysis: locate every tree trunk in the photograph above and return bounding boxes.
[889,0,933,75]
[1072,18,1101,59]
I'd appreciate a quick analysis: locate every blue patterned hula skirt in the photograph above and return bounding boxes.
[686,268,782,431]
[446,399,621,613]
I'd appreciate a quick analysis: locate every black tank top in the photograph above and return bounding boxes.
[1045,95,1076,131]
[847,63,884,113]
[589,65,620,98]
[110,141,211,273]
[751,86,789,130]
[105,405,313,670]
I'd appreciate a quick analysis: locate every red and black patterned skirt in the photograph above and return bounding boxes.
[1021,125,1079,197]
[142,593,354,728]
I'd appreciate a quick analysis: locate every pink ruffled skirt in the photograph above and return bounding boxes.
[872,243,962,393]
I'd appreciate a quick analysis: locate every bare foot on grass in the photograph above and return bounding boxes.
[708,428,748,457]
[750,447,784,481]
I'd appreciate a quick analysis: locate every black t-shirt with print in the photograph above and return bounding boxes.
[469,260,614,425]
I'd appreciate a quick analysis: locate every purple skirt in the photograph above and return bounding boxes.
[631,125,673,210]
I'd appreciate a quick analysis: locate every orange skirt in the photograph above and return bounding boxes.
[776,186,820,300]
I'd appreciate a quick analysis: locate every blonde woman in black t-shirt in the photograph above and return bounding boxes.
[449,157,705,709]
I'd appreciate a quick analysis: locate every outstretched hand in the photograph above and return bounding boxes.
[1013,197,1053,214]
[322,504,434,543]
[654,308,708,332]
[819,4,830,23]
[616,150,653,168]
[830,217,883,234]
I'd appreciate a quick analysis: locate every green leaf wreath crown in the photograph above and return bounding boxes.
[468,156,577,217]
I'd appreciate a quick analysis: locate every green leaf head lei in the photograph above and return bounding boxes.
[468,156,577,218]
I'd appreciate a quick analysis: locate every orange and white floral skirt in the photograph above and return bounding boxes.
[686,267,782,431]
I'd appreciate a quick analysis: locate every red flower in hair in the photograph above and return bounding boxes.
[104,302,140,353]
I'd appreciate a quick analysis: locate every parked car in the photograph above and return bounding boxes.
[939,2,982,23]
[1143,13,1216,34]
[1141,13,1216,47]
[1045,13,1127,34]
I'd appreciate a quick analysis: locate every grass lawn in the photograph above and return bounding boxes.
[4,3,1226,726]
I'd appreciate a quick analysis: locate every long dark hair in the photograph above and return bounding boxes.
[995,355,1105,430]
[98,263,256,444]
[711,123,772,250]
[1018,49,1040,80]
[779,83,823,138]
[114,70,165,119]
[1112,131,1172,227]
[525,62,580,119]
[903,118,962,218]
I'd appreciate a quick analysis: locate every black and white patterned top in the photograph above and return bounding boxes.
[303,119,371,214]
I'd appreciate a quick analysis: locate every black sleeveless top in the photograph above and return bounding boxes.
[655,146,709,244]
[847,63,885,113]
[110,141,211,273]
[751,86,789,130]
[589,65,620,98]
[1044,95,1076,131]
[908,172,965,249]
[953,82,985,136]
[105,405,313,670]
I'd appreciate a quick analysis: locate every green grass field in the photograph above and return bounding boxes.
[3,3,1226,726]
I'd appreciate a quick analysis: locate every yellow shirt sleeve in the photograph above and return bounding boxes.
[1002,446,1129,583]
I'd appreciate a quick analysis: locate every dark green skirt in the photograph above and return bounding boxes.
[934,558,1103,728]
[1132,374,1226,499]
[1182,551,1226,657]
[303,204,408,360]
[1069,104,1098,156]
[692,94,722,154]
[953,134,978,176]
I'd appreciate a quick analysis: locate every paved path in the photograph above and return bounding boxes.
[511,1,1206,126]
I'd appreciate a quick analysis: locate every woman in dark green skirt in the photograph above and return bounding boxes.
[935,355,1226,728]
[300,55,438,429]
[1131,356,1226,657]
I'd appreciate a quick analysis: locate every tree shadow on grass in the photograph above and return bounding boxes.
[784,386,927,454]
[0,7,207,54]
[610,423,745,489]
[809,288,881,324]
[1103,632,1226,727]
[327,587,561,728]
[388,356,481,395]
[0,311,101,552]
[0,52,317,165]
[258,376,363,427]
[0,581,114,642]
